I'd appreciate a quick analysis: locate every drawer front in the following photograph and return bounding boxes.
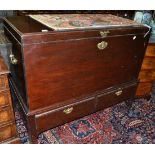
[138,70,155,82]
[0,75,9,91]
[0,90,11,108]
[136,82,153,96]
[145,45,155,57]
[0,123,17,142]
[25,34,146,110]
[141,57,155,70]
[35,97,95,133]
[96,82,137,111]
[0,107,14,125]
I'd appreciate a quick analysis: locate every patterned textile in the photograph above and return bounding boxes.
[15,97,155,144]
[29,14,142,31]
[0,30,10,45]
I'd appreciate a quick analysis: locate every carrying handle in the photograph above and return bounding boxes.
[9,49,18,65]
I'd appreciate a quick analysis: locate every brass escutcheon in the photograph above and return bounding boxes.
[115,90,123,96]
[9,54,18,65]
[63,107,73,114]
[97,41,108,50]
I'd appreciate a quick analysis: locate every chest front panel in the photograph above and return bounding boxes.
[24,34,146,110]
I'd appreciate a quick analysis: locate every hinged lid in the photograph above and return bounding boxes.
[3,14,150,45]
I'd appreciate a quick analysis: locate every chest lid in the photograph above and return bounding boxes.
[3,14,150,45]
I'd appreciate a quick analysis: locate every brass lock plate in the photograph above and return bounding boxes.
[97,41,108,50]
[63,107,73,114]
[115,89,123,96]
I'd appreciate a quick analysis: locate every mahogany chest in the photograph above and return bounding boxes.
[3,14,150,143]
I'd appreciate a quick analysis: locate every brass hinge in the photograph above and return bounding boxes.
[100,31,110,38]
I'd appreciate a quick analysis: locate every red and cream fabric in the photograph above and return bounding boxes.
[29,14,141,31]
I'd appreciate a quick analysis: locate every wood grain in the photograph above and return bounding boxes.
[141,57,155,70]
[139,70,155,82]
[136,82,152,96]
[0,107,14,125]
[145,44,155,57]
[0,90,11,108]
[0,56,20,143]
[136,43,155,97]
[0,75,9,91]
[0,123,17,142]
[1,137,21,144]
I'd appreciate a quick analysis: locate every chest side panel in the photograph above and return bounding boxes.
[4,27,28,108]
[24,34,147,111]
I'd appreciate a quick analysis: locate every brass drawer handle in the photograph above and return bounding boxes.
[97,41,108,50]
[9,54,18,65]
[115,90,123,96]
[63,107,73,114]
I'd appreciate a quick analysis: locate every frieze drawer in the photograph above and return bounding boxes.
[96,82,138,111]
[35,97,96,133]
